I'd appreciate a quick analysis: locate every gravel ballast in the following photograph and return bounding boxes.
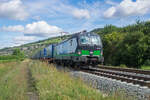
[71,71,150,100]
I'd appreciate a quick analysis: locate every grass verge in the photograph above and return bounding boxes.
[0,60,131,100]
[0,59,19,63]
[141,66,150,70]
[29,61,128,100]
[0,60,28,100]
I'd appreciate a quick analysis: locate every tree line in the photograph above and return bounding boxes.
[0,49,25,61]
[94,20,150,68]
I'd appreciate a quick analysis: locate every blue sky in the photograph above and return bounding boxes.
[0,0,150,49]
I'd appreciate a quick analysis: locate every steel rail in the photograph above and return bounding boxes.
[88,68,150,81]
[80,67,150,88]
[98,65,150,75]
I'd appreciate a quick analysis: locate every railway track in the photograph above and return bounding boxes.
[80,66,150,88]
[98,65,150,75]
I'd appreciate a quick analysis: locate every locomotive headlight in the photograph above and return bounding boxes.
[101,50,103,55]
[90,51,93,54]
[78,51,81,55]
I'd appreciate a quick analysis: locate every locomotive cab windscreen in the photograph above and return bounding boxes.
[79,33,102,46]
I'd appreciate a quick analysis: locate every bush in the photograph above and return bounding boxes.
[0,49,25,61]
[95,21,150,68]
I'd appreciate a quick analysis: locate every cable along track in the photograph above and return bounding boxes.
[80,66,150,88]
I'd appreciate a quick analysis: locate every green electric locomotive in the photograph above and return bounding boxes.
[54,31,104,66]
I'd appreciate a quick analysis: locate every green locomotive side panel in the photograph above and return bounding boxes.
[81,50,90,55]
[81,50,101,56]
[93,50,100,55]
[54,50,102,58]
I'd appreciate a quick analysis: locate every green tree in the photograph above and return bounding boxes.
[118,31,148,68]
[13,48,25,60]
[103,32,124,65]
[93,20,150,68]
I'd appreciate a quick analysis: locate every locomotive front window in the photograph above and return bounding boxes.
[91,36,101,45]
[80,35,102,46]
[80,36,90,44]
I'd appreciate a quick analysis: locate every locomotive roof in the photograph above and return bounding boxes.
[71,31,99,38]
[55,31,99,46]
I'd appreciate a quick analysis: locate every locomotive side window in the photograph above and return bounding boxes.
[70,39,73,46]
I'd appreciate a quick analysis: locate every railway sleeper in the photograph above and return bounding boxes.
[83,70,150,88]
[99,66,150,75]
[88,68,150,81]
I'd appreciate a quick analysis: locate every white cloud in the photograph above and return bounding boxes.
[104,7,116,18]
[2,25,24,32]
[72,9,90,19]
[32,16,41,20]
[104,0,150,18]
[14,36,36,42]
[105,0,118,6]
[30,0,91,19]
[24,21,63,37]
[75,1,105,30]
[13,36,36,45]
[54,1,91,19]
[1,21,63,37]
[0,0,29,20]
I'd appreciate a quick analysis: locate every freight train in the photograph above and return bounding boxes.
[33,31,104,66]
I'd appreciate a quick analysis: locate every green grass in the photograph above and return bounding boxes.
[29,61,129,100]
[141,66,150,70]
[0,62,20,77]
[0,59,18,63]
[0,60,131,100]
[0,60,28,100]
